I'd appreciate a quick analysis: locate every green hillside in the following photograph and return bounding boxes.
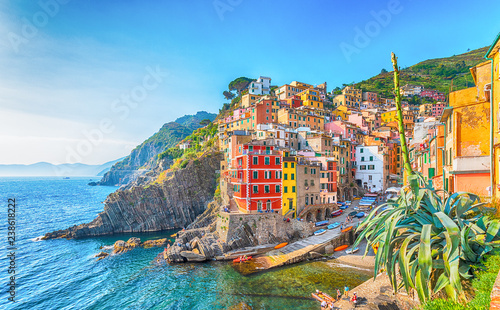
[354,46,489,99]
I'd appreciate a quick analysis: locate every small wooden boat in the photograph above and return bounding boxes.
[170,233,177,237]
[334,244,348,251]
[346,247,359,254]
[315,220,329,227]
[327,222,340,230]
[233,256,252,263]
[311,290,335,304]
[341,226,353,233]
[274,242,288,249]
[314,229,327,235]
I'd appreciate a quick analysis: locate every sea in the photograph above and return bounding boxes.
[0,177,371,310]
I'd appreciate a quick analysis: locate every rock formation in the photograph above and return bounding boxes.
[44,152,223,239]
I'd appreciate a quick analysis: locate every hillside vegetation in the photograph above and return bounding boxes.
[354,46,489,99]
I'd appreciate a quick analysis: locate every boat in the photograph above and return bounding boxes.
[274,242,288,249]
[355,212,365,218]
[315,220,329,227]
[311,290,335,304]
[233,256,252,263]
[327,222,340,230]
[331,209,343,217]
[341,226,353,233]
[348,211,358,217]
[346,247,359,254]
[314,229,327,235]
[338,205,348,210]
[334,244,348,251]
[170,233,177,237]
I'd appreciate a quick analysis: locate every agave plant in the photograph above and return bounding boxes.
[353,52,500,303]
[354,173,500,302]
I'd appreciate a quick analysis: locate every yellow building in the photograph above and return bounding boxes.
[381,109,397,123]
[282,153,297,217]
[297,89,323,109]
[331,105,350,121]
[332,86,362,108]
[487,33,500,197]
[241,93,262,108]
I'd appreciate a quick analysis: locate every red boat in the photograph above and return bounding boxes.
[233,256,252,263]
[331,209,343,217]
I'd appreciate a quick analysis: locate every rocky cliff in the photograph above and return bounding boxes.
[94,111,216,186]
[44,152,223,239]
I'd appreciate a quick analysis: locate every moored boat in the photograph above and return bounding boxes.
[327,222,340,230]
[274,242,288,249]
[314,229,327,235]
[334,244,348,251]
[311,290,335,304]
[341,226,352,233]
[233,256,252,263]
[346,247,359,254]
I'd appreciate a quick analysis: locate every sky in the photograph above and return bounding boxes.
[0,0,499,165]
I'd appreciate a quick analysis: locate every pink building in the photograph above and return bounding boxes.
[325,120,359,140]
[431,102,446,117]
[348,113,369,132]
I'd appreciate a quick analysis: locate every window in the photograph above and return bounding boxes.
[275,171,280,179]
[305,180,308,186]
[249,146,253,151]
[368,175,372,181]
[284,173,288,180]
[275,157,280,165]
[265,157,270,165]
[253,157,258,165]
[311,180,315,186]
[304,167,308,174]
[264,171,270,179]
[291,173,295,180]
[253,171,258,179]
[361,157,365,161]
[370,156,374,161]
[253,185,258,193]
[360,165,366,170]
[292,186,296,193]
[284,186,288,193]
[264,185,270,193]
[311,168,316,174]
[368,165,375,170]
[275,185,280,193]
[284,162,288,168]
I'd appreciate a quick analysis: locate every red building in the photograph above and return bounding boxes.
[362,91,378,103]
[230,144,282,213]
[420,90,446,101]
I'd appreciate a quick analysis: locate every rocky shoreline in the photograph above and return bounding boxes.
[43,152,223,240]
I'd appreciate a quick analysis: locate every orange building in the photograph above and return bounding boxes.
[440,61,491,195]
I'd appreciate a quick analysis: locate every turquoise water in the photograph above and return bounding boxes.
[0,177,371,309]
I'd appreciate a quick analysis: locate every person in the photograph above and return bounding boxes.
[336,288,341,301]
[321,300,327,308]
[344,285,349,298]
[351,292,358,305]
[340,223,343,230]
[329,302,334,310]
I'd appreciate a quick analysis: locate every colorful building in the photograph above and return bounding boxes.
[230,144,283,213]
[297,89,323,109]
[441,61,491,195]
[282,152,297,217]
[248,76,271,96]
[487,33,500,198]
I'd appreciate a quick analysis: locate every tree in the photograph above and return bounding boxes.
[199,119,212,127]
[228,77,255,95]
[381,68,388,74]
[353,53,500,304]
[223,91,235,100]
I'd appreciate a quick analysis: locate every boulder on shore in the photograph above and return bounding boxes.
[180,251,206,262]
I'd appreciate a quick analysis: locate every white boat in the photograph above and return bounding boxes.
[346,247,359,254]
